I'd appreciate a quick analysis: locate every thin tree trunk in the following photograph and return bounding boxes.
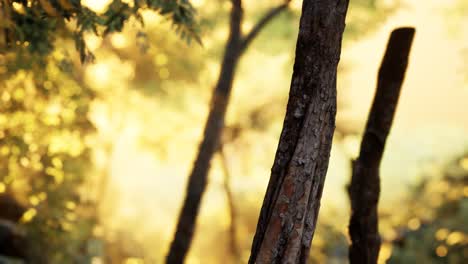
[248,1,350,263]
[219,147,240,262]
[166,1,290,263]
[347,27,415,264]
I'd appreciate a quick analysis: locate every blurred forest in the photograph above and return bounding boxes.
[0,0,467,263]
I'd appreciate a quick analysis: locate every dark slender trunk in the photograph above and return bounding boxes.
[347,27,415,264]
[248,1,349,263]
[166,1,290,263]
[165,3,242,263]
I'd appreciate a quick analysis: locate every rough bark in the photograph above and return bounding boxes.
[248,1,350,263]
[347,27,415,264]
[166,1,290,263]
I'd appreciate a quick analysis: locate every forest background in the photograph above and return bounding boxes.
[0,0,467,263]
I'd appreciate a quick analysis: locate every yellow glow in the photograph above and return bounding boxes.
[81,0,112,14]
[21,208,37,223]
[0,92,9,102]
[378,243,393,264]
[435,228,449,241]
[122,0,134,7]
[93,225,104,237]
[186,256,201,264]
[155,54,168,66]
[125,258,144,264]
[38,192,47,201]
[66,212,77,221]
[65,201,76,210]
[91,257,104,264]
[342,135,360,158]
[141,10,163,27]
[61,221,73,231]
[20,157,30,167]
[87,63,111,86]
[464,187,468,197]
[313,235,325,247]
[45,167,64,184]
[435,245,448,257]
[0,183,5,193]
[222,1,231,11]
[435,181,449,192]
[447,189,460,200]
[84,33,103,51]
[460,157,468,170]
[243,21,253,34]
[28,143,39,152]
[382,228,397,241]
[446,231,464,245]
[0,115,6,125]
[191,0,205,8]
[111,33,129,49]
[159,68,170,79]
[12,2,25,14]
[29,196,40,206]
[407,218,421,230]
[52,157,63,169]
[13,88,25,100]
[291,0,302,11]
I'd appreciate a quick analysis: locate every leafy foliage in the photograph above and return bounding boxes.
[388,155,468,263]
[0,0,199,63]
[0,52,98,261]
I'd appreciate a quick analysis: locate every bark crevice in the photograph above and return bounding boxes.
[249,1,350,263]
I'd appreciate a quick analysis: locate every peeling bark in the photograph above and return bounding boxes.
[347,27,415,264]
[166,1,291,263]
[248,1,350,263]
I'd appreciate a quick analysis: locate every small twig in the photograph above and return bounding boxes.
[218,146,240,262]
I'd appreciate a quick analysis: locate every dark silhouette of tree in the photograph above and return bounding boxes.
[248,1,350,263]
[166,1,292,263]
[347,27,415,264]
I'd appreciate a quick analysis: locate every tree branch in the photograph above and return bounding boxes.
[228,0,243,54]
[239,1,290,54]
[348,27,415,264]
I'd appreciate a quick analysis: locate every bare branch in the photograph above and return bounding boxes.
[218,147,240,262]
[348,27,415,264]
[239,1,290,54]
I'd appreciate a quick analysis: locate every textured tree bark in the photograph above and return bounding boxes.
[347,27,415,264]
[166,1,290,263]
[248,1,350,263]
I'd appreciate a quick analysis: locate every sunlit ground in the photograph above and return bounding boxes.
[74,0,468,263]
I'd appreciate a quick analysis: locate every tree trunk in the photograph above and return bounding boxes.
[248,1,350,263]
[347,27,415,264]
[165,2,242,263]
[166,1,291,263]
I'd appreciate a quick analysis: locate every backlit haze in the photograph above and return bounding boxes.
[80,0,468,262]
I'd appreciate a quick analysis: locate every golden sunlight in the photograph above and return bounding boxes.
[81,0,112,14]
